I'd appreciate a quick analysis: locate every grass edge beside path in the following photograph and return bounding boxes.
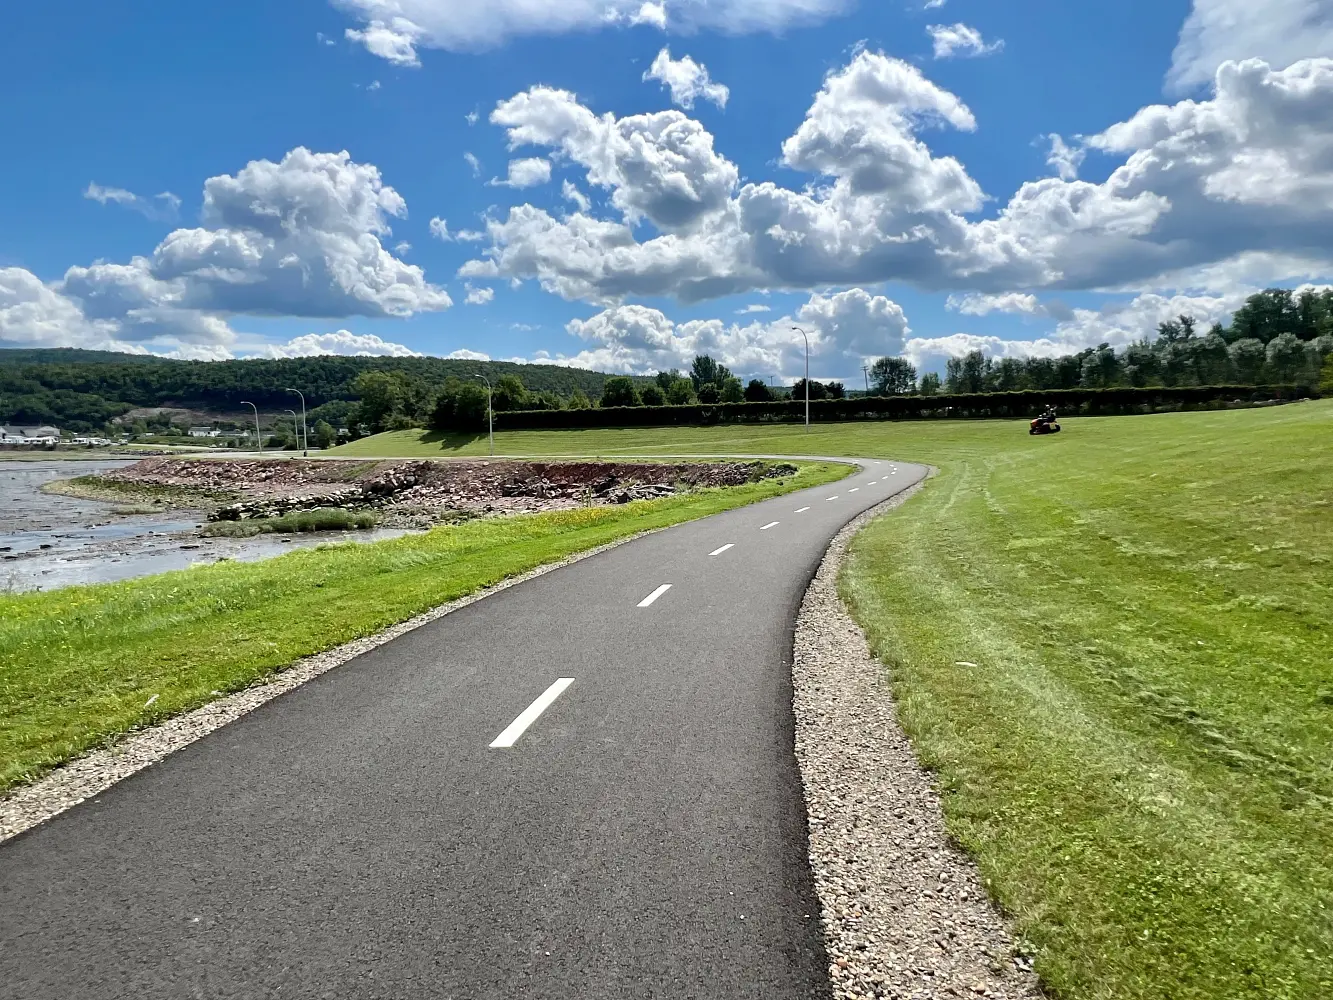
[0,461,849,795]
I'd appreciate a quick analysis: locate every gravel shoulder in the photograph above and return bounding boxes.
[794,478,1043,1000]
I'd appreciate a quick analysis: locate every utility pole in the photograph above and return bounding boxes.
[862,365,870,396]
[474,375,494,456]
[241,401,261,453]
[792,326,810,433]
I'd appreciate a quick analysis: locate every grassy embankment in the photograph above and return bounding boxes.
[0,461,847,793]
[43,474,239,510]
[201,508,379,537]
[336,405,1333,1000]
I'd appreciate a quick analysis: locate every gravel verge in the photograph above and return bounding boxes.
[794,477,1043,1000]
[0,523,673,844]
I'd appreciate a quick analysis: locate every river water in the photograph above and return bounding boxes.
[0,460,411,593]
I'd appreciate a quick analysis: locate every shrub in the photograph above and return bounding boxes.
[202,508,378,537]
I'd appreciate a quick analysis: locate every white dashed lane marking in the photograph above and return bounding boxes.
[637,584,672,608]
[490,678,575,749]
[709,544,734,557]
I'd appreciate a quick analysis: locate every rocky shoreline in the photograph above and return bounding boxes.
[96,457,796,525]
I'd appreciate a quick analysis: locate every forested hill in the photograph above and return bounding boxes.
[0,351,639,430]
[0,348,175,366]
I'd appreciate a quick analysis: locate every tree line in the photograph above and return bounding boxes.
[4,286,1329,434]
[0,352,644,433]
[869,288,1333,397]
[422,356,850,432]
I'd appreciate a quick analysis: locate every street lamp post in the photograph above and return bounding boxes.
[285,388,308,456]
[240,401,261,453]
[474,375,494,456]
[283,409,300,453]
[792,326,810,434]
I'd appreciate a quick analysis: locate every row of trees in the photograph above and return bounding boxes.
[419,356,850,433]
[857,289,1333,398]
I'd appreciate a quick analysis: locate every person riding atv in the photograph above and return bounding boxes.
[1029,406,1061,435]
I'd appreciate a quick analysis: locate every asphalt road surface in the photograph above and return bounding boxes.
[0,458,929,1000]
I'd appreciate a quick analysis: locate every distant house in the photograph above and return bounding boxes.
[72,436,114,447]
[0,425,61,447]
[188,426,223,438]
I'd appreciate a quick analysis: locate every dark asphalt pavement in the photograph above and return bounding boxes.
[0,458,929,999]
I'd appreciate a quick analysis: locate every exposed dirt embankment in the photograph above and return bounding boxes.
[101,458,796,524]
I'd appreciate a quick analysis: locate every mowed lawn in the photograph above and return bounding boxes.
[0,462,845,794]
[339,404,1333,999]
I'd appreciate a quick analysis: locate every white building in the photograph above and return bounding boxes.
[0,425,61,447]
[188,426,223,438]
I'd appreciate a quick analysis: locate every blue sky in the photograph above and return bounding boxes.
[2,0,1331,381]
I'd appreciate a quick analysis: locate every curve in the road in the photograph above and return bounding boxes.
[0,457,930,1000]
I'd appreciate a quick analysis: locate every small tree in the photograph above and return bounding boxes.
[312,419,336,450]
[743,379,772,402]
[655,369,682,391]
[1227,338,1267,384]
[719,377,745,403]
[697,383,721,404]
[568,388,592,409]
[640,384,666,406]
[790,378,828,401]
[1266,332,1307,382]
[453,383,490,430]
[351,370,410,433]
[689,355,733,390]
[600,377,641,407]
[824,381,846,399]
[919,372,941,396]
[666,378,697,405]
[492,375,529,411]
[870,357,917,395]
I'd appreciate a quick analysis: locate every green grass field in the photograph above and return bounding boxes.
[337,405,1333,999]
[0,462,846,794]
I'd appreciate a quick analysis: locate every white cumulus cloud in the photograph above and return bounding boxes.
[946,292,1044,316]
[1169,0,1333,92]
[491,85,740,232]
[464,53,1333,309]
[464,283,496,305]
[1044,134,1085,182]
[556,286,908,378]
[345,18,422,66]
[490,157,553,189]
[562,180,592,213]
[644,48,730,108]
[253,331,422,358]
[7,148,451,359]
[927,23,1003,59]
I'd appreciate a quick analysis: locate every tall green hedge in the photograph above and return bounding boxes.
[485,385,1315,430]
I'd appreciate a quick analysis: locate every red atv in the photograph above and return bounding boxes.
[1029,407,1061,435]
